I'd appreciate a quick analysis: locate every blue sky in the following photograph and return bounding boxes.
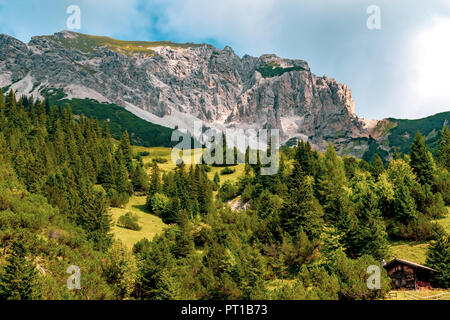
[0,0,449,120]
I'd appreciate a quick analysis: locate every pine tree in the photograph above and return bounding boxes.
[0,88,5,130]
[426,231,450,289]
[371,154,384,180]
[318,143,351,223]
[148,162,162,196]
[119,130,133,171]
[78,185,112,252]
[393,184,418,223]
[410,132,434,186]
[0,241,40,300]
[280,163,324,240]
[163,198,181,224]
[4,89,16,117]
[392,148,402,160]
[101,120,111,138]
[114,149,132,196]
[174,210,194,257]
[131,164,150,193]
[295,140,318,177]
[436,126,450,170]
[98,151,116,191]
[349,173,388,259]
[213,172,220,188]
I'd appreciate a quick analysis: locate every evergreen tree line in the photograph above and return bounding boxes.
[138,125,450,299]
[0,87,448,299]
[0,89,149,251]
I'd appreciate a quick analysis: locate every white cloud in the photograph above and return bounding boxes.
[408,16,450,117]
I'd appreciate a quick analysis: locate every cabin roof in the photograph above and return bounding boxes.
[384,258,437,272]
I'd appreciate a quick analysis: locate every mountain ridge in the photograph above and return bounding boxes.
[1,30,448,157]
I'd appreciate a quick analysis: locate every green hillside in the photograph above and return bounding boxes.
[362,111,449,161]
[387,111,450,155]
[43,31,210,56]
[41,89,175,147]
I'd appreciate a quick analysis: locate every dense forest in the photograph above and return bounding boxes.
[0,88,449,300]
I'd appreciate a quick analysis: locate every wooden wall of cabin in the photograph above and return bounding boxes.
[387,264,416,290]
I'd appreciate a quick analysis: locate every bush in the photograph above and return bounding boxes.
[220,167,236,175]
[108,189,130,208]
[202,165,212,172]
[147,193,170,216]
[152,157,168,164]
[434,169,450,205]
[218,181,238,202]
[388,216,440,241]
[135,151,150,158]
[327,251,391,300]
[425,192,447,219]
[117,212,141,231]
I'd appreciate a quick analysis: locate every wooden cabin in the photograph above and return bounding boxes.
[383,258,437,290]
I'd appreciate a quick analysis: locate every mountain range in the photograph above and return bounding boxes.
[1,30,448,159]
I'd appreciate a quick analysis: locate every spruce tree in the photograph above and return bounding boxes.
[114,149,132,196]
[119,130,133,171]
[98,151,116,191]
[148,162,162,197]
[436,126,450,170]
[280,163,324,240]
[163,198,181,224]
[78,185,112,252]
[0,241,40,300]
[426,231,450,289]
[174,210,194,257]
[131,164,150,193]
[392,148,402,160]
[295,140,318,177]
[350,173,388,259]
[0,88,5,130]
[5,89,16,116]
[393,184,418,223]
[318,143,352,224]
[371,154,384,180]
[213,172,220,188]
[410,132,434,186]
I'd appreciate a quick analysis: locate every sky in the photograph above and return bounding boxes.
[0,0,449,120]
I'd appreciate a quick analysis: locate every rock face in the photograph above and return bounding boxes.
[0,31,372,152]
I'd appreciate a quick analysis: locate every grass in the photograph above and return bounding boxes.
[135,146,246,184]
[388,241,429,265]
[109,195,166,250]
[386,289,450,300]
[110,146,246,249]
[435,208,450,233]
[46,31,210,56]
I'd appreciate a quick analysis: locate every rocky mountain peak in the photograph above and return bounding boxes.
[0,31,373,154]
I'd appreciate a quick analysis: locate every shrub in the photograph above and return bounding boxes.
[220,167,236,175]
[425,192,447,219]
[108,189,130,208]
[388,216,440,241]
[152,157,168,164]
[218,181,238,202]
[117,212,141,231]
[202,165,212,172]
[136,151,150,157]
[147,193,170,216]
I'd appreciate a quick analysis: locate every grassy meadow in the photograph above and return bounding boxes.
[388,207,450,264]
[111,146,246,249]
